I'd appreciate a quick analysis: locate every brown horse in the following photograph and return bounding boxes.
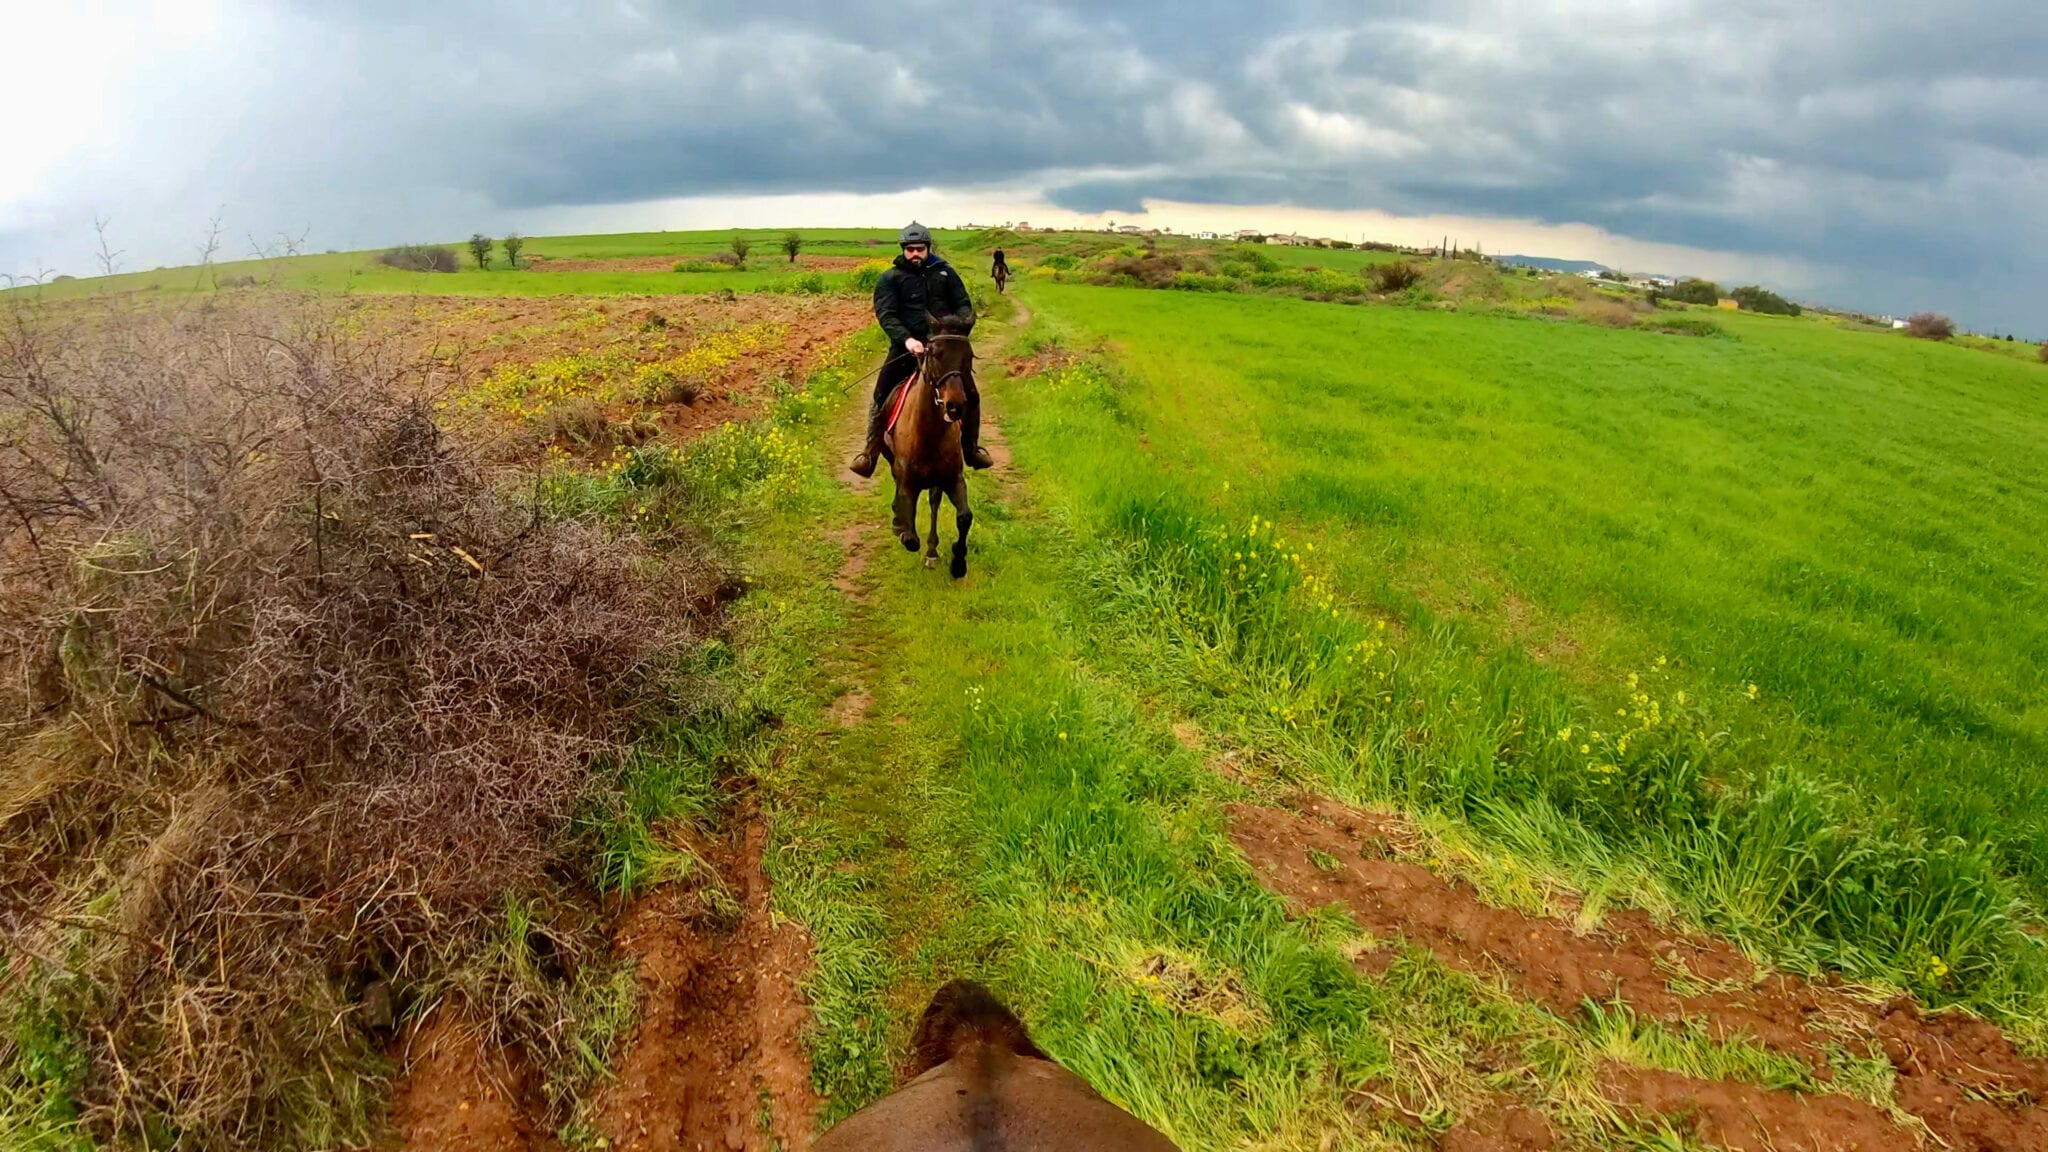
[882,316,974,578]
[814,981,1181,1152]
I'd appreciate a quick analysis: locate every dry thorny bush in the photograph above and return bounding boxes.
[0,291,726,1147]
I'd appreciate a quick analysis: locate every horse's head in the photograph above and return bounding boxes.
[923,315,974,424]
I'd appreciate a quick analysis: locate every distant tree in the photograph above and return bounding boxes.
[1597,269,1628,282]
[468,233,492,270]
[501,232,524,268]
[1731,285,1801,316]
[781,232,803,263]
[1905,312,1955,339]
[1667,278,1722,305]
[730,235,752,265]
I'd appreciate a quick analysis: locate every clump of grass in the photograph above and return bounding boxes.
[1640,315,1723,337]
[0,294,726,1148]
[849,260,892,292]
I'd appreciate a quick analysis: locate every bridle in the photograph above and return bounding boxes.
[917,334,973,423]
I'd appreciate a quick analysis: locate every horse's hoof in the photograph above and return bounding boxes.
[924,555,938,569]
[950,556,967,579]
[901,534,919,552]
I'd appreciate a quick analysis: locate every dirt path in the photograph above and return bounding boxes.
[1230,795,2048,1151]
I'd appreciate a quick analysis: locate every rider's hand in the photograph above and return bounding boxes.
[905,338,926,356]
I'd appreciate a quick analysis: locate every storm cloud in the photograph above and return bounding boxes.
[4,0,2044,330]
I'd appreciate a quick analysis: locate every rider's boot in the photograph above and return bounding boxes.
[961,393,994,469]
[849,397,888,478]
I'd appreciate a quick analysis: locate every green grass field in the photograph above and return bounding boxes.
[11,226,2048,1149]
[1015,284,2048,892]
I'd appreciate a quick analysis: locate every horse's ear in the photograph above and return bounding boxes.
[909,980,1045,1075]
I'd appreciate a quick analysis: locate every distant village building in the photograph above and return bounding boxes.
[1233,229,1265,242]
[1268,233,1314,246]
[1116,224,1145,234]
[1193,230,1218,240]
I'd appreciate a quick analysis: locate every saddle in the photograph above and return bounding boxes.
[879,379,914,457]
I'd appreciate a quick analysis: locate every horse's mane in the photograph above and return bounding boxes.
[908,980,1044,1076]
[930,314,974,337]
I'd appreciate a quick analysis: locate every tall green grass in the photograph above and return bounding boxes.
[997,294,2048,1024]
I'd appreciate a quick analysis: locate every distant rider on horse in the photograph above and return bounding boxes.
[849,223,992,477]
[990,249,1009,292]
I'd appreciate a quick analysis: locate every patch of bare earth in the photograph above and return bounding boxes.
[388,812,816,1152]
[389,1012,560,1152]
[1002,345,1074,380]
[826,525,870,600]
[1227,798,2048,1151]
[352,293,871,449]
[1598,1064,1903,1152]
[1437,1100,1556,1151]
[594,816,818,1152]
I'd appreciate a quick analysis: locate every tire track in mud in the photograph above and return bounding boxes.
[1229,796,2048,1151]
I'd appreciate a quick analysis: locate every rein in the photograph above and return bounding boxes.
[890,335,971,431]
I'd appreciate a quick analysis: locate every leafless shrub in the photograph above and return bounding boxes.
[539,396,615,447]
[1906,312,1955,339]
[1092,252,1184,288]
[1578,298,1647,328]
[1371,262,1421,292]
[0,293,720,1147]
[377,245,460,273]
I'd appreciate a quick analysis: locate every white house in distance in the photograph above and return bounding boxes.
[1193,230,1218,240]
[1233,229,1265,242]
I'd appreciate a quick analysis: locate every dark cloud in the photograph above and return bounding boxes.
[4,0,2044,330]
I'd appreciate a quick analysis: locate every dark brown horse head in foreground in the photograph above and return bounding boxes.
[814,981,1181,1152]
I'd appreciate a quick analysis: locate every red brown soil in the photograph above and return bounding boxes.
[594,818,819,1152]
[1002,345,1076,380]
[1228,797,2048,1151]
[1598,1064,1903,1152]
[351,293,870,448]
[389,1010,560,1152]
[826,525,870,600]
[388,813,818,1152]
[1437,1100,1555,1151]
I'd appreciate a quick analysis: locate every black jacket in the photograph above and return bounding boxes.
[874,253,974,346]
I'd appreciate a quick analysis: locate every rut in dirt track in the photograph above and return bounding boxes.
[593,815,818,1152]
[1230,796,2048,1152]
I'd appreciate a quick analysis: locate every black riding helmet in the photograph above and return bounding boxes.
[899,222,933,249]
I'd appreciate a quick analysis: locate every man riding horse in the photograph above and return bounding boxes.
[849,223,993,478]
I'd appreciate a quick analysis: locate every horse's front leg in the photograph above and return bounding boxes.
[893,471,920,552]
[924,488,941,568]
[947,478,973,579]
